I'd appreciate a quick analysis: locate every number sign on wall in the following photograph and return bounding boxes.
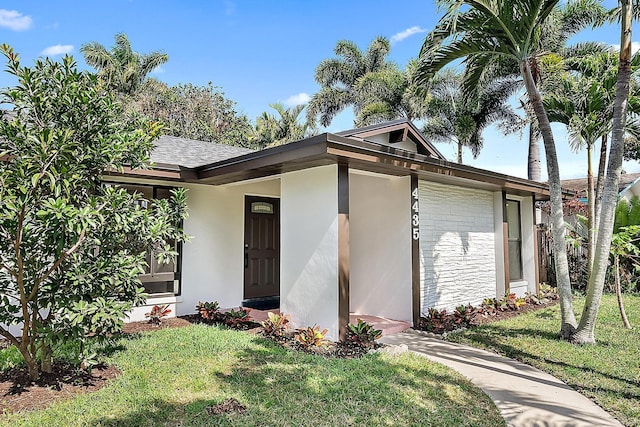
[411,182,419,240]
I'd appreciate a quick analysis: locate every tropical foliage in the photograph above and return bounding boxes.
[418,0,635,344]
[0,45,188,380]
[253,102,315,147]
[125,80,256,148]
[81,32,168,95]
[306,37,395,127]
[422,68,521,163]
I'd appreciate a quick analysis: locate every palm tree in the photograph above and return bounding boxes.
[307,37,394,127]
[469,0,607,181]
[543,46,615,274]
[254,103,315,148]
[573,0,635,344]
[354,59,429,126]
[80,33,168,95]
[421,68,521,164]
[416,0,579,338]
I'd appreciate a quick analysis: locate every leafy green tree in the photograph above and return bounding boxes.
[0,45,188,380]
[307,37,394,127]
[416,0,579,337]
[421,68,521,164]
[80,32,168,95]
[125,80,256,148]
[253,102,316,148]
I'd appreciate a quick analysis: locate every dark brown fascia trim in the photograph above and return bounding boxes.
[103,164,198,182]
[323,135,551,198]
[196,133,331,180]
[151,130,550,199]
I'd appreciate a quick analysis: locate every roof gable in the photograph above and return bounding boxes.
[335,119,445,160]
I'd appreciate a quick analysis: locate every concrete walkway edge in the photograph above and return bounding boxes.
[380,331,623,427]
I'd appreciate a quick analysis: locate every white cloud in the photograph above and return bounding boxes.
[0,9,33,31]
[390,26,426,44]
[41,44,74,56]
[151,65,165,74]
[610,41,640,54]
[283,92,310,106]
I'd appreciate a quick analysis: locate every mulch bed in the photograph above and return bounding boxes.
[0,362,119,414]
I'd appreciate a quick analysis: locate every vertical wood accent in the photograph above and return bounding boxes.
[337,164,350,341]
[502,192,511,294]
[411,175,421,327]
[532,200,540,293]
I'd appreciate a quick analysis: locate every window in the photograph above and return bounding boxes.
[506,199,523,281]
[108,183,182,295]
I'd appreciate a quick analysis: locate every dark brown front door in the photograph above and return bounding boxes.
[244,196,280,299]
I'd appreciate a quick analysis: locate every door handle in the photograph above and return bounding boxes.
[244,244,249,268]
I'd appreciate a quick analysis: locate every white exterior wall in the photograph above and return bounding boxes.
[280,165,340,340]
[349,172,412,322]
[419,181,497,312]
[507,195,537,297]
[106,176,280,322]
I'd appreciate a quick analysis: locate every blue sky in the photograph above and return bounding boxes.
[1,0,638,179]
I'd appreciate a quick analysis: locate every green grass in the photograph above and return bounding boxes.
[448,294,640,427]
[1,325,504,426]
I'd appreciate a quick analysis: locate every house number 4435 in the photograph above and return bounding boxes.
[411,187,419,240]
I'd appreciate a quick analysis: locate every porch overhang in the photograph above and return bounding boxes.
[193,133,551,200]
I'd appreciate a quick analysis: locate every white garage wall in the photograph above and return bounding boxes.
[349,172,412,322]
[419,181,497,312]
[280,165,340,341]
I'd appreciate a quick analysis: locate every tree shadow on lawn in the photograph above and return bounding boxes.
[84,336,503,426]
[454,325,640,392]
[204,336,501,426]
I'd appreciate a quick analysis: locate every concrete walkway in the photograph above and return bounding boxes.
[381,332,623,427]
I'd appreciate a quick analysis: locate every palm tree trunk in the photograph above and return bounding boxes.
[458,142,463,164]
[520,60,577,337]
[614,255,632,328]
[528,127,542,181]
[595,134,608,231]
[587,144,595,276]
[572,0,632,344]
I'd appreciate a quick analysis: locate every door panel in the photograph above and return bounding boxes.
[244,196,280,299]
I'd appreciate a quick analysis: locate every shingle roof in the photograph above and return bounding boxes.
[151,135,254,168]
[561,173,640,194]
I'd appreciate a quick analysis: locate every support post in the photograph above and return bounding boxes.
[411,175,421,327]
[337,164,350,341]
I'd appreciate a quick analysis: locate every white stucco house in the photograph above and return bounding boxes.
[111,119,549,340]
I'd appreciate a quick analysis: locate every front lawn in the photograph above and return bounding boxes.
[448,294,640,426]
[1,325,504,426]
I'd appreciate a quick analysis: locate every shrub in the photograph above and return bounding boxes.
[261,312,290,337]
[346,319,382,349]
[196,301,221,321]
[145,304,172,325]
[224,308,253,328]
[295,325,328,348]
